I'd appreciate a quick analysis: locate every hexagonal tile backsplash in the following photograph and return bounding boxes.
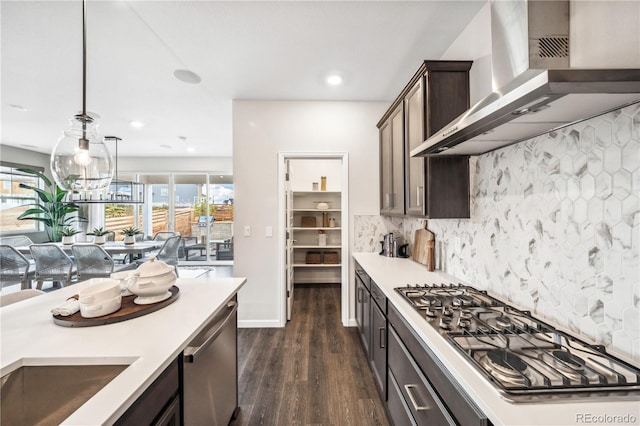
[355,103,639,363]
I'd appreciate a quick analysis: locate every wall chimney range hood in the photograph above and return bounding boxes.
[411,0,640,157]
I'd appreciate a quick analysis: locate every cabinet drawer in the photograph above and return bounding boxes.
[115,356,181,426]
[388,327,455,426]
[388,368,417,426]
[370,279,386,312]
[388,303,489,426]
[354,261,370,290]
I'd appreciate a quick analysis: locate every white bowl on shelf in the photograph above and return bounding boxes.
[315,202,331,210]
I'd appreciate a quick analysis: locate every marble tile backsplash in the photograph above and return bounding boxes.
[355,103,640,363]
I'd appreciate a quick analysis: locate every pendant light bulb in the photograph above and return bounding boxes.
[51,114,113,192]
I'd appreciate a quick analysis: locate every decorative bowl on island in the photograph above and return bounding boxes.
[126,257,177,305]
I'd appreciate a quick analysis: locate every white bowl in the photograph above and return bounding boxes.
[127,258,177,304]
[78,279,121,305]
[79,294,122,318]
[110,270,135,296]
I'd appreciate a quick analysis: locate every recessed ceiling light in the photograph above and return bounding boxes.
[186,147,195,153]
[174,69,202,84]
[326,73,343,86]
[9,104,28,112]
[160,144,173,149]
[130,121,144,128]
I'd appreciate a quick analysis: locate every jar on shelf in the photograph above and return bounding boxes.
[322,212,329,227]
[312,182,319,191]
[318,230,327,246]
[329,217,336,228]
[320,176,327,191]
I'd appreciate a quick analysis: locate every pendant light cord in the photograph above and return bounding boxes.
[82,0,87,116]
[79,0,89,147]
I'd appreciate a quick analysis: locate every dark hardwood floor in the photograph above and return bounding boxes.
[230,284,390,426]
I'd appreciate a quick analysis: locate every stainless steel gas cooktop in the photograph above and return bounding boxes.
[395,284,640,403]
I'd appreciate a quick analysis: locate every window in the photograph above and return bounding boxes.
[0,163,44,233]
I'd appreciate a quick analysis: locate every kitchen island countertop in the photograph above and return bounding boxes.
[354,252,640,426]
[0,276,246,425]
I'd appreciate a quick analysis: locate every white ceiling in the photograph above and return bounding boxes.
[1,0,485,158]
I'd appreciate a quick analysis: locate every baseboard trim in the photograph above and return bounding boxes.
[238,319,283,328]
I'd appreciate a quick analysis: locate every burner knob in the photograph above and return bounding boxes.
[439,317,452,329]
[457,317,471,328]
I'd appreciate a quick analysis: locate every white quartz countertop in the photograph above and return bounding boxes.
[1,276,246,425]
[353,253,640,426]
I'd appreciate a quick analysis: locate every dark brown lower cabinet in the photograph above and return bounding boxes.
[387,327,455,425]
[370,281,387,398]
[115,355,182,426]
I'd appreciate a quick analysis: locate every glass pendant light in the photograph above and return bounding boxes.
[50,0,113,192]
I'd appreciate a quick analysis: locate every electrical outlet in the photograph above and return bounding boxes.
[265,226,273,237]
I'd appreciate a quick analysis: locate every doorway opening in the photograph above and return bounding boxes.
[279,153,349,325]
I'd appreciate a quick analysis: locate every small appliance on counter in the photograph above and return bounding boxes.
[380,233,409,258]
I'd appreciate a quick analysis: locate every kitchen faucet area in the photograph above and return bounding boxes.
[1,0,639,425]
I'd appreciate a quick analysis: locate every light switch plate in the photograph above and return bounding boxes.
[265,226,273,237]
[244,225,251,237]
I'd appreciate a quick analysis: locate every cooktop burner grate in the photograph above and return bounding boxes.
[395,284,640,401]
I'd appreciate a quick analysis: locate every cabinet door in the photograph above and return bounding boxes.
[379,119,392,214]
[355,275,370,355]
[389,103,405,215]
[405,76,425,216]
[371,300,387,398]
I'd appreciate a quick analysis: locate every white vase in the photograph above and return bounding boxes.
[124,235,135,245]
[94,235,106,245]
[62,236,75,245]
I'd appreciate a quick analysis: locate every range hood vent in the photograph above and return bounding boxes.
[411,0,640,157]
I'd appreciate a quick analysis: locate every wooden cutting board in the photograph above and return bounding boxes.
[412,220,435,270]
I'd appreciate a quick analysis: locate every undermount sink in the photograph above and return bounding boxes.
[1,363,128,425]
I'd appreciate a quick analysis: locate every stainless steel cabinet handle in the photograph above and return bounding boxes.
[416,186,422,207]
[404,384,431,411]
[379,327,385,348]
[184,301,237,363]
[357,287,363,303]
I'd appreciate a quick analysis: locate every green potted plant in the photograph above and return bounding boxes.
[16,168,85,242]
[120,226,142,245]
[87,227,110,245]
[61,226,80,245]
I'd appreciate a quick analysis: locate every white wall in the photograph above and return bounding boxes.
[440,2,492,106]
[233,100,386,327]
[116,157,232,174]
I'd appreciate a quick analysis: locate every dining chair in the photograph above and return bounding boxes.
[0,245,36,290]
[0,235,35,247]
[71,244,136,281]
[29,244,76,289]
[0,235,35,260]
[152,231,176,241]
[0,289,45,307]
[137,235,181,277]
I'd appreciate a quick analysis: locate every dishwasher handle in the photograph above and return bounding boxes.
[184,300,237,363]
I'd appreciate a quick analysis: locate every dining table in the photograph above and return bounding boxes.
[14,240,165,263]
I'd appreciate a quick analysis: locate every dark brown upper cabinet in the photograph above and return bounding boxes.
[379,102,405,216]
[378,61,472,218]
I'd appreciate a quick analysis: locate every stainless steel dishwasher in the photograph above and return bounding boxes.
[184,296,238,425]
